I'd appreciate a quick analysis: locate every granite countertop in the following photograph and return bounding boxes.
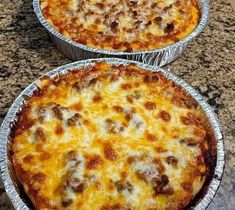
[0,0,235,209]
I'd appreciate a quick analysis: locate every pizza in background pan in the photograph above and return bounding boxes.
[40,0,200,51]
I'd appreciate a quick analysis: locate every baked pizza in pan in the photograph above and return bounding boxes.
[40,0,200,51]
[13,62,210,209]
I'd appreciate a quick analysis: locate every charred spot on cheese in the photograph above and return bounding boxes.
[144,101,156,110]
[103,143,118,161]
[164,23,175,34]
[86,154,103,169]
[62,199,73,207]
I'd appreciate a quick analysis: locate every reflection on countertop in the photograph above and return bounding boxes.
[0,0,235,209]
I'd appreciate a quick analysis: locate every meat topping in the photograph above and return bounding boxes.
[103,143,118,161]
[86,154,103,169]
[144,102,156,110]
[159,111,171,121]
[67,113,82,126]
[166,156,178,166]
[115,180,133,193]
[105,119,124,134]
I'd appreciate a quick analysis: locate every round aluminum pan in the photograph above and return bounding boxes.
[0,58,224,209]
[33,0,209,67]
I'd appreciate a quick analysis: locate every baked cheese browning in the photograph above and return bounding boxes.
[13,62,209,209]
[40,0,200,51]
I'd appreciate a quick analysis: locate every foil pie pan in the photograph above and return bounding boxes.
[33,0,209,67]
[0,58,225,209]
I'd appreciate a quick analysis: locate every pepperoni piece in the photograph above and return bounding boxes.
[144,101,156,110]
[159,111,171,121]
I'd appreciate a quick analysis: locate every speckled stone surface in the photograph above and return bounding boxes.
[0,0,235,209]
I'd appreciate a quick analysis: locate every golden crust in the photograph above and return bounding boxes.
[13,62,209,210]
[40,0,200,51]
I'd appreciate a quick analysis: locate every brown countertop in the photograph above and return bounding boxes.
[0,0,235,209]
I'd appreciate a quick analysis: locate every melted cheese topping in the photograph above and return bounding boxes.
[13,62,209,210]
[40,0,200,51]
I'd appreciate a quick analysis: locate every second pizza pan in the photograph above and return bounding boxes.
[33,0,209,66]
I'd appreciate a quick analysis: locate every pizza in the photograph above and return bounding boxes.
[40,0,200,51]
[12,61,210,209]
